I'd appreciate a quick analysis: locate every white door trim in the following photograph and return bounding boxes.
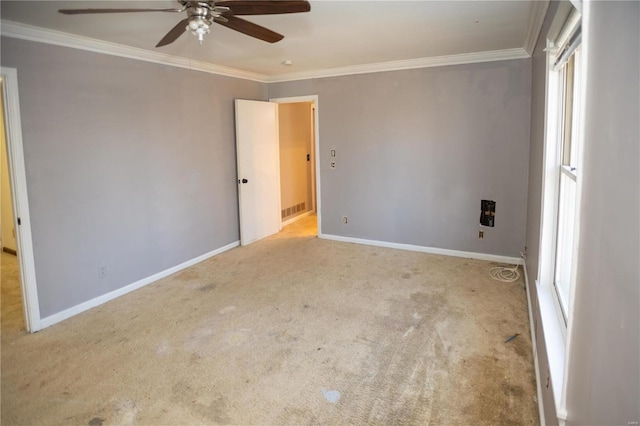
[1,67,41,332]
[269,95,322,237]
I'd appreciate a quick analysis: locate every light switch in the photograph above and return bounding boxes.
[330,149,336,157]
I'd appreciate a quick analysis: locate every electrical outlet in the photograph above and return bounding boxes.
[342,216,348,224]
[478,230,484,239]
[98,266,108,279]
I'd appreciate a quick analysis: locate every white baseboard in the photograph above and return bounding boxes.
[524,261,546,426]
[320,234,523,265]
[39,241,240,329]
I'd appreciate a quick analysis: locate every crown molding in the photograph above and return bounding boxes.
[265,48,530,83]
[2,19,531,85]
[524,0,550,55]
[0,20,267,82]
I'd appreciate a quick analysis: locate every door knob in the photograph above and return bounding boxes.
[242,178,248,184]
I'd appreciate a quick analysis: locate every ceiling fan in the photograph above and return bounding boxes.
[59,0,311,47]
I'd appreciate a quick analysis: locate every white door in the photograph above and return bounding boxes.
[235,99,281,246]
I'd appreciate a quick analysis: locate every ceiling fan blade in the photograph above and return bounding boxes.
[216,1,310,15]
[214,15,284,43]
[59,8,183,15]
[156,19,189,47]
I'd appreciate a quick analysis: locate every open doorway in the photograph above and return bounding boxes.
[234,96,321,245]
[0,76,24,332]
[272,96,320,237]
[0,67,40,333]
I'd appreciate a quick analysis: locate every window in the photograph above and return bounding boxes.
[554,48,582,321]
[534,7,584,417]
[548,12,583,324]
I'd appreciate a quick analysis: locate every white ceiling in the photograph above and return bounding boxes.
[0,1,535,79]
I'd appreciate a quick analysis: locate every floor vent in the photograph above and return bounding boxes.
[281,202,306,219]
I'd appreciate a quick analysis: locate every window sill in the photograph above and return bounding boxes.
[536,280,568,422]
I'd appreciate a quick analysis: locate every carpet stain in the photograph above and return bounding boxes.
[462,355,535,425]
[402,326,415,338]
[174,270,200,281]
[198,283,217,292]
[171,380,231,424]
[274,329,297,344]
[409,291,432,304]
[183,325,218,356]
[502,382,525,397]
[219,305,236,314]
[200,396,232,424]
[322,389,341,403]
[155,339,172,357]
[88,417,104,426]
[111,399,140,426]
[511,337,530,359]
[278,407,319,425]
[226,329,250,346]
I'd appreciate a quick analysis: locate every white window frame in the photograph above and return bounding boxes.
[553,48,583,323]
[535,6,585,423]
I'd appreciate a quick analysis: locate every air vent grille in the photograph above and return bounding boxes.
[281,202,306,219]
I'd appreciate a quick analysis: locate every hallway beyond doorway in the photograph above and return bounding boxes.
[1,251,24,335]
[278,213,317,239]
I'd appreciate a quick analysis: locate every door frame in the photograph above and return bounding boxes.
[269,95,322,237]
[1,67,40,332]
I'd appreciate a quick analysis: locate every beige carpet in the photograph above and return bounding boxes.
[1,215,538,425]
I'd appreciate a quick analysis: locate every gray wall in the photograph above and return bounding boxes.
[524,2,560,424]
[564,2,639,424]
[525,1,639,424]
[269,60,532,257]
[0,37,266,318]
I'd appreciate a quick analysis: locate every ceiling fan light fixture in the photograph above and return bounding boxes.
[187,17,211,44]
